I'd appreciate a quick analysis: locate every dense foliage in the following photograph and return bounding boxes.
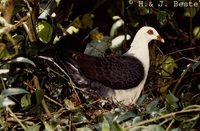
[0,0,200,130]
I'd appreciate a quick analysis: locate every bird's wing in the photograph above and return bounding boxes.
[64,50,145,89]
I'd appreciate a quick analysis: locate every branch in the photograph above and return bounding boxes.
[0,15,29,35]
[6,107,27,130]
[37,56,82,103]
[126,105,200,130]
[172,57,200,94]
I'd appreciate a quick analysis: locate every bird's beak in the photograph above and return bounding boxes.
[157,35,165,43]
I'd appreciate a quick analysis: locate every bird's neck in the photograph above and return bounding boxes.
[125,37,150,75]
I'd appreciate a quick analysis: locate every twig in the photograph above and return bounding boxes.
[172,57,200,94]
[69,113,72,131]
[44,94,63,107]
[16,14,35,42]
[37,56,82,103]
[33,75,51,117]
[165,46,200,56]
[159,118,172,126]
[6,107,27,130]
[0,17,12,27]
[23,0,32,12]
[37,56,72,83]
[41,99,51,117]
[166,119,175,131]
[126,106,200,130]
[174,57,199,63]
[0,15,29,34]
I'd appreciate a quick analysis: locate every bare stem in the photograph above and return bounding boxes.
[126,106,200,130]
[6,107,27,130]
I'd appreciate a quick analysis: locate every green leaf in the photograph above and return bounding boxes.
[64,99,76,110]
[0,96,15,108]
[1,88,28,97]
[84,36,111,57]
[76,127,93,131]
[146,99,159,113]
[112,122,125,131]
[145,124,165,131]
[138,7,150,15]
[166,92,179,108]
[35,89,44,106]
[72,112,88,122]
[157,11,168,25]
[43,121,54,131]
[184,7,200,17]
[132,116,143,124]
[10,57,36,67]
[55,0,61,6]
[158,55,177,77]
[36,20,53,44]
[137,94,148,106]
[26,124,40,131]
[0,45,11,60]
[116,112,136,123]
[21,93,31,108]
[102,117,110,131]
[193,26,200,39]
[190,60,200,71]
[81,13,94,29]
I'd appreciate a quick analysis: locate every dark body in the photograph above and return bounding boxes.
[62,50,145,90]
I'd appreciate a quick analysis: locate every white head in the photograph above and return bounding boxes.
[132,26,165,46]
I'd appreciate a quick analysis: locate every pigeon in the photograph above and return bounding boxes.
[60,26,164,105]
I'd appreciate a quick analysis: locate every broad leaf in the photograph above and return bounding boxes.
[64,98,76,110]
[81,13,94,29]
[166,92,179,109]
[43,121,54,131]
[193,26,200,39]
[21,93,31,108]
[0,96,15,108]
[112,121,125,131]
[157,11,168,25]
[116,112,136,123]
[1,88,28,97]
[55,0,61,6]
[146,99,159,114]
[72,112,88,122]
[102,117,110,131]
[137,94,148,106]
[84,36,111,57]
[0,69,9,74]
[35,89,44,105]
[36,20,53,44]
[10,57,36,67]
[26,124,41,131]
[110,19,124,37]
[144,124,165,131]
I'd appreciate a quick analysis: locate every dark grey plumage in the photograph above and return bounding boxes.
[62,50,144,89]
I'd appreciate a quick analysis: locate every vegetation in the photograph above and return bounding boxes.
[0,0,200,130]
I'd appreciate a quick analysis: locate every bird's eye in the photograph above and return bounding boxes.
[147,29,154,35]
